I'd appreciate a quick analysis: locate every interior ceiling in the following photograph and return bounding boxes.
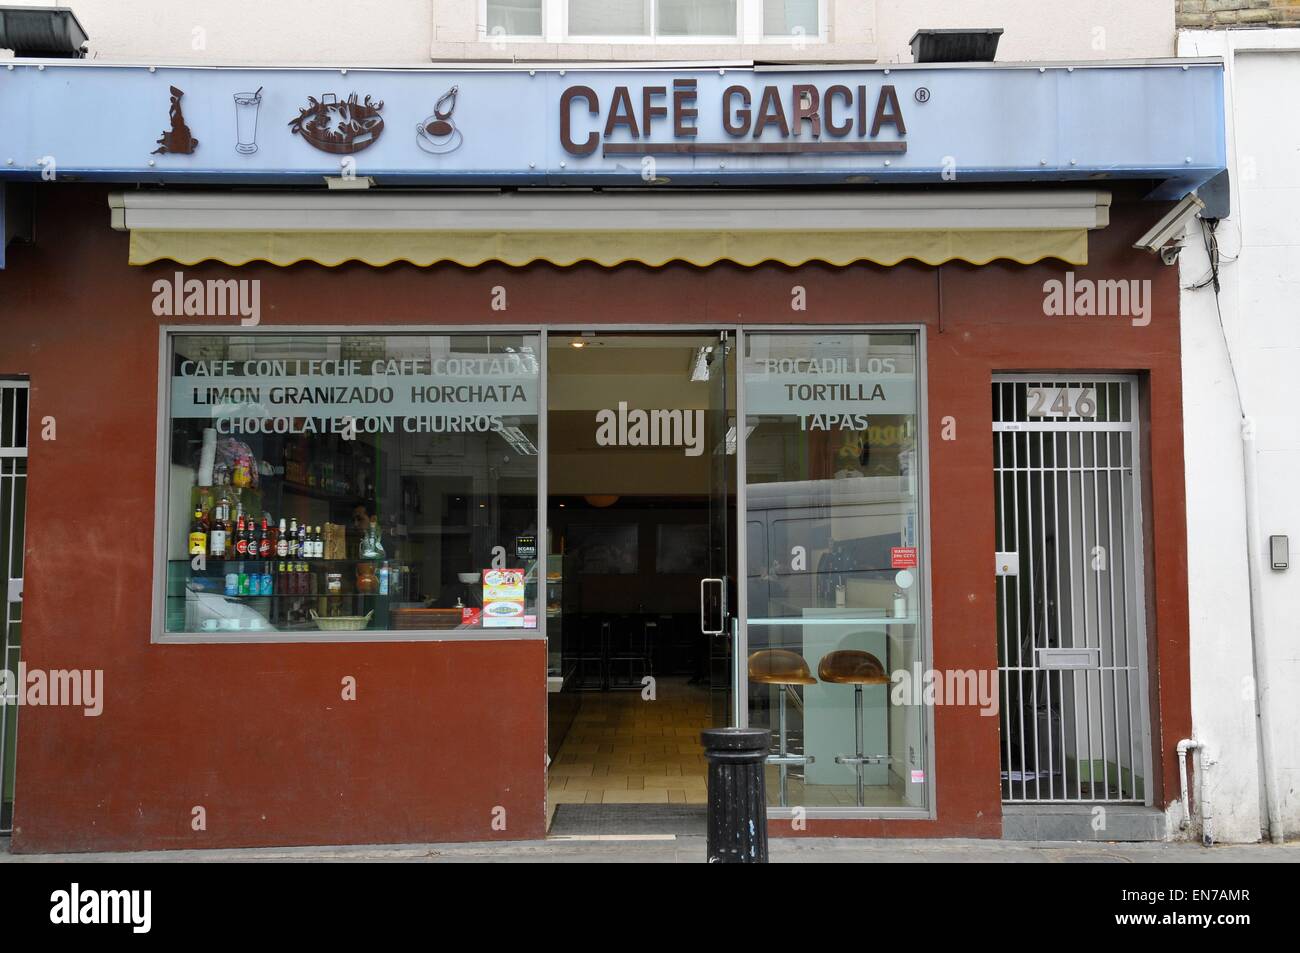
[550,348,693,375]
[548,335,719,373]
[546,334,728,495]
[547,334,733,411]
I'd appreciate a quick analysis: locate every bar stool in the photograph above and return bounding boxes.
[748,649,817,806]
[818,649,890,807]
[573,617,606,692]
[609,613,651,690]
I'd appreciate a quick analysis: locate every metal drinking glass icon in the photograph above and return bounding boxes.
[417,85,463,155]
[234,87,263,155]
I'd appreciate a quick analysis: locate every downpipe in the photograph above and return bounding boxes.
[1241,437,1286,844]
[1177,738,1211,845]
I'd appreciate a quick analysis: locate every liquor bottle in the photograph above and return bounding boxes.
[188,509,208,557]
[259,518,272,559]
[310,526,321,559]
[288,517,299,558]
[277,518,289,557]
[217,493,232,558]
[298,521,308,559]
[234,515,247,559]
[210,508,228,559]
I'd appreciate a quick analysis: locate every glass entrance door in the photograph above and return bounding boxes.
[544,331,736,819]
[698,332,735,730]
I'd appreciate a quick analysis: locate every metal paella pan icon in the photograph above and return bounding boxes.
[288,92,385,154]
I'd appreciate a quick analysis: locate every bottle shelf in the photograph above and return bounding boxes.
[278,480,373,505]
[213,592,398,600]
[171,557,388,567]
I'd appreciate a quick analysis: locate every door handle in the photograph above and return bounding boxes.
[700,577,726,635]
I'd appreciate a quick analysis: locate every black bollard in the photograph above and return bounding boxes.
[701,727,771,863]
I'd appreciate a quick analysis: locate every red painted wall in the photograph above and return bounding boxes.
[0,185,1189,851]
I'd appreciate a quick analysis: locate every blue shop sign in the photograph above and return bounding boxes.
[0,61,1224,193]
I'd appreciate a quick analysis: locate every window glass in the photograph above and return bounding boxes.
[488,0,546,37]
[164,333,540,638]
[744,332,927,810]
[764,0,819,37]
[486,0,544,37]
[568,0,651,36]
[657,0,737,37]
[488,0,546,36]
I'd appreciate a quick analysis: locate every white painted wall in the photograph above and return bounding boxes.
[1176,28,1300,843]
[0,0,1174,64]
[0,0,437,64]
[872,0,1174,63]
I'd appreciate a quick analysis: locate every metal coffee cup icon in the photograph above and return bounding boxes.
[417,85,463,155]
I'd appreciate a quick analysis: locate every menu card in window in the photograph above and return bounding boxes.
[482,569,526,628]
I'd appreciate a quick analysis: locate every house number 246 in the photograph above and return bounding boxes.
[1026,386,1097,418]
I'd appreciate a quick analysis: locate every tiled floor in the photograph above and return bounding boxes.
[547,677,711,827]
[546,676,912,828]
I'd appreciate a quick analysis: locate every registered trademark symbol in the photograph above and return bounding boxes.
[914,87,931,104]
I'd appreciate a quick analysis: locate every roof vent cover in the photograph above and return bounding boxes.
[0,6,89,58]
[909,28,1003,64]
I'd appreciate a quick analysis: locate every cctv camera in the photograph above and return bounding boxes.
[1134,193,1206,257]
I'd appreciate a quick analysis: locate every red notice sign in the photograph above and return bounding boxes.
[890,547,917,569]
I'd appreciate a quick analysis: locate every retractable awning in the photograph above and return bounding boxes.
[109,190,1111,268]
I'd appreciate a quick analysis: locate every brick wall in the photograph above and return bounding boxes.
[1177,0,1300,28]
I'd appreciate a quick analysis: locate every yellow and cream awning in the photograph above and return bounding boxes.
[109,189,1110,268]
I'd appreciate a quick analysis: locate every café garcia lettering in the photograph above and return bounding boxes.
[560,79,906,157]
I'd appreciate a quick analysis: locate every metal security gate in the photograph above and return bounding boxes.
[993,376,1151,804]
[1,380,28,834]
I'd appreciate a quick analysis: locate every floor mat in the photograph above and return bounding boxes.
[549,804,706,836]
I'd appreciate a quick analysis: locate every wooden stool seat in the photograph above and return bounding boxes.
[748,648,817,686]
[818,650,889,686]
[748,649,816,806]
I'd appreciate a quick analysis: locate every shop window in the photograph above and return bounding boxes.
[161,333,541,640]
[743,331,929,811]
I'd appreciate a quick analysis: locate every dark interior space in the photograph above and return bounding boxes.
[549,494,710,688]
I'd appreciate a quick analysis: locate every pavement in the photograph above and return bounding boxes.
[2,835,1296,863]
